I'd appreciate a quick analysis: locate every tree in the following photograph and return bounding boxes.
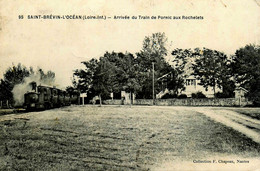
[92,55,116,105]
[37,68,56,85]
[232,44,260,105]
[73,58,98,94]
[136,32,181,98]
[73,52,142,104]
[171,48,194,93]
[0,63,30,103]
[0,79,13,102]
[192,48,231,97]
[3,63,31,86]
[93,52,142,104]
[171,48,194,77]
[118,53,142,103]
[142,32,168,57]
[137,32,168,72]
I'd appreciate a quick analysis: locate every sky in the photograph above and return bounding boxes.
[0,0,259,88]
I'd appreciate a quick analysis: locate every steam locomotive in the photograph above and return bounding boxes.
[23,82,80,110]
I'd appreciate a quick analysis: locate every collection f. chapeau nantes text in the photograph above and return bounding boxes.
[193,160,250,164]
[18,15,204,20]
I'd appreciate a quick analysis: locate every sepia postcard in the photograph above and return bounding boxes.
[0,0,260,170]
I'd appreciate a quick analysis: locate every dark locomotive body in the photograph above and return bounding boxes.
[24,82,79,110]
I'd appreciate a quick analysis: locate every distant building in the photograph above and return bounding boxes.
[159,53,223,98]
[156,74,222,98]
[234,87,248,99]
[181,76,222,98]
[121,91,135,105]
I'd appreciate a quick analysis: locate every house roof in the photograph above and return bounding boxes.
[235,86,248,92]
[185,75,196,79]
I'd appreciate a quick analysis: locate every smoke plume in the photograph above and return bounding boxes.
[12,71,56,107]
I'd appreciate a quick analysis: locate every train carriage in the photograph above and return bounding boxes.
[58,89,65,107]
[37,86,52,109]
[64,92,71,106]
[51,87,59,107]
[23,81,79,111]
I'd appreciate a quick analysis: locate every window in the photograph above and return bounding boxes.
[186,79,195,86]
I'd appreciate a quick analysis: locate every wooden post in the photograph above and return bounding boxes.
[130,92,132,107]
[152,62,155,105]
[99,95,102,106]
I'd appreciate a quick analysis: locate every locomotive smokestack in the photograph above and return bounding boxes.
[30,81,37,92]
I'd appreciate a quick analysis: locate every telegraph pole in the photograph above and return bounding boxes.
[152,62,155,105]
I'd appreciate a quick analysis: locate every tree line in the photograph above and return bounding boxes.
[72,32,260,106]
[0,32,259,106]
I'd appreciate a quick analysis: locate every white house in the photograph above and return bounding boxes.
[166,52,223,98]
[181,75,222,98]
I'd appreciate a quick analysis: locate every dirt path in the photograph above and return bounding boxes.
[194,108,260,144]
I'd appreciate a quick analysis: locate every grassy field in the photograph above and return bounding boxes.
[0,105,259,170]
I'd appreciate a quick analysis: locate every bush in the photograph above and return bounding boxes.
[249,91,260,107]
[191,92,206,98]
[215,92,234,98]
[178,94,187,99]
[215,92,226,98]
[161,93,177,99]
